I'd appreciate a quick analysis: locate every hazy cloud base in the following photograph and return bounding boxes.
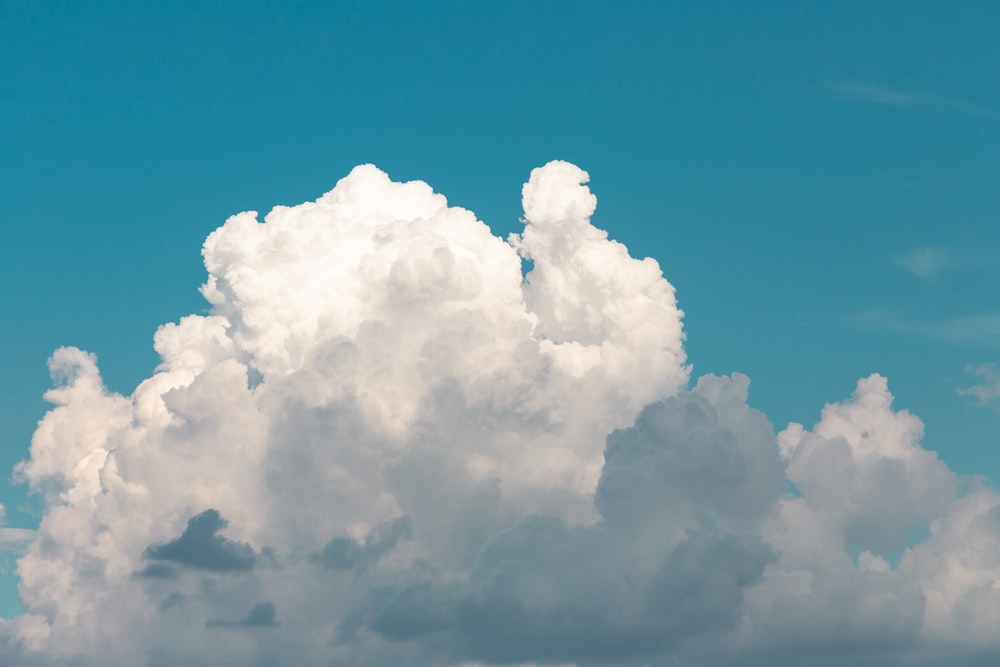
[4,162,1000,666]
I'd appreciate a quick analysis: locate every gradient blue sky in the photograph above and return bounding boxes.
[2,1,999,619]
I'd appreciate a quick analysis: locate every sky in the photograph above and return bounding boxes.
[1,1,999,665]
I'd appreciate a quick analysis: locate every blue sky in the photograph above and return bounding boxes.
[1,2,999,663]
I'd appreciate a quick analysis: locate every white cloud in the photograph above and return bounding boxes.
[960,363,1000,407]
[853,309,1000,348]
[6,162,1000,666]
[0,506,35,556]
[777,374,957,553]
[892,247,960,280]
[827,80,988,115]
[829,81,925,106]
[0,530,35,556]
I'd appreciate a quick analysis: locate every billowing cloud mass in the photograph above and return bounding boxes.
[5,162,1000,666]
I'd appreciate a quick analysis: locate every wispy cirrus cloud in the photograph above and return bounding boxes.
[891,246,1000,281]
[0,528,34,555]
[827,80,989,116]
[960,363,1000,408]
[854,309,1000,347]
[830,80,924,106]
[0,504,34,556]
[892,247,961,280]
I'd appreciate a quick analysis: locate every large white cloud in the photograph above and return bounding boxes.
[5,162,1000,666]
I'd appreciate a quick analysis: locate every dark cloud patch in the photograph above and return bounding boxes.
[144,509,255,572]
[361,378,782,666]
[134,563,180,580]
[158,592,185,612]
[597,376,785,532]
[451,526,771,666]
[362,521,774,666]
[317,516,411,573]
[206,602,279,629]
[645,532,773,636]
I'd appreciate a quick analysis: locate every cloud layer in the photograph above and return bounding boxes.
[5,162,1000,666]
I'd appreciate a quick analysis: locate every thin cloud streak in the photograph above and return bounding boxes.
[854,309,1000,348]
[827,80,990,116]
[960,363,1000,408]
[830,81,923,106]
[0,528,35,555]
[891,246,1000,280]
[892,247,960,280]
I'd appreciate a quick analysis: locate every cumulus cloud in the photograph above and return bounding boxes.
[5,161,1000,666]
